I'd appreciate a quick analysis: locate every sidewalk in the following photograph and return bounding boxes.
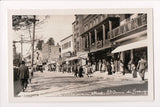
[91,71,148,81]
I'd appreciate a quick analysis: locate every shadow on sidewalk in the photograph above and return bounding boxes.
[14,80,22,97]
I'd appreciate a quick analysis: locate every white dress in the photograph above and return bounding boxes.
[120,62,124,72]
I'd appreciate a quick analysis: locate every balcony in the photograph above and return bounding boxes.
[91,43,96,50]
[97,40,103,48]
[108,14,147,39]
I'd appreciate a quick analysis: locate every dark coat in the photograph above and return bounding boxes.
[18,65,29,79]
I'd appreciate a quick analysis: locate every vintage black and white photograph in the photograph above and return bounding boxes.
[9,9,153,101]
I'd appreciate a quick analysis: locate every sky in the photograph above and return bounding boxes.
[13,15,75,57]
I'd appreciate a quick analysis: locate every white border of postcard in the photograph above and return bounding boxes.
[8,8,153,102]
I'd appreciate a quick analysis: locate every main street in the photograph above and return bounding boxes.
[17,71,148,97]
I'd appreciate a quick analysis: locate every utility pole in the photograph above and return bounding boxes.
[21,35,24,58]
[31,15,39,67]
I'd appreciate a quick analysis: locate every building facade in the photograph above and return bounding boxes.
[75,14,147,71]
[110,14,147,71]
[60,35,74,61]
[41,43,61,63]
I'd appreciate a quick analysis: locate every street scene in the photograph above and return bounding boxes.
[12,14,148,97]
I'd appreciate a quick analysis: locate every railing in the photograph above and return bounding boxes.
[108,14,147,39]
[91,43,95,50]
[97,40,103,48]
[105,39,111,47]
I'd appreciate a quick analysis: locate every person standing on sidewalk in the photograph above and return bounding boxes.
[86,63,92,77]
[92,62,96,73]
[120,60,125,75]
[131,61,137,78]
[137,56,147,80]
[98,60,102,72]
[73,63,78,77]
[111,59,115,74]
[78,65,83,78]
[18,61,29,92]
[102,59,106,72]
[107,61,112,75]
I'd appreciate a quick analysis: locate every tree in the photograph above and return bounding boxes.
[12,15,33,31]
[46,37,55,45]
[36,40,44,50]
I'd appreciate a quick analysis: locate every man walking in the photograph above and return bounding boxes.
[137,56,147,80]
[18,61,29,92]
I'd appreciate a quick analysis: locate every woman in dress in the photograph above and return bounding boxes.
[111,59,115,74]
[98,60,102,72]
[120,60,125,75]
[101,60,106,72]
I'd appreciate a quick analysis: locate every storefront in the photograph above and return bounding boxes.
[112,39,148,72]
[88,48,112,71]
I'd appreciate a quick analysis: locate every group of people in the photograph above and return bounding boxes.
[129,56,147,80]
[86,56,147,80]
[97,59,115,75]
[72,63,83,77]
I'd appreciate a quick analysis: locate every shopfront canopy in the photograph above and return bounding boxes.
[112,39,148,53]
[65,56,79,62]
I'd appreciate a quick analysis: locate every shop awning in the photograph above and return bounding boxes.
[112,39,148,53]
[77,52,88,59]
[65,56,79,61]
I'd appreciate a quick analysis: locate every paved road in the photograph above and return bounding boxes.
[17,71,148,97]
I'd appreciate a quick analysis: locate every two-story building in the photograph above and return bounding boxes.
[110,14,147,72]
[76,14,120,69]
[76,14,147,72]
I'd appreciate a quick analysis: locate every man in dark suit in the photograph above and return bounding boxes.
[18,61,29,92]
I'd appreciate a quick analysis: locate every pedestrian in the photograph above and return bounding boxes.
[107,61,112,75]
[102,59,106,72]
[18,61,29,92]
[120,60,125,75]
[111,59,115,73]
[78,65,83,78]
[29,66,34,83]
[73,63,78,77]
[137,56,147,80]
[131,61,137,78]
[98,60,102,72]
[86,63,92,77]
[92,62,96,73]
[128,59,133,73]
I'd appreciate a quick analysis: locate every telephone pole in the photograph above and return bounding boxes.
[21,35,24,58]
[31,15,39,67]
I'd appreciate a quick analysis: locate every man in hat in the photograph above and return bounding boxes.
[18,61,29,92]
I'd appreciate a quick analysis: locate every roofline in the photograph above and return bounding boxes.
[60,35,73,42]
